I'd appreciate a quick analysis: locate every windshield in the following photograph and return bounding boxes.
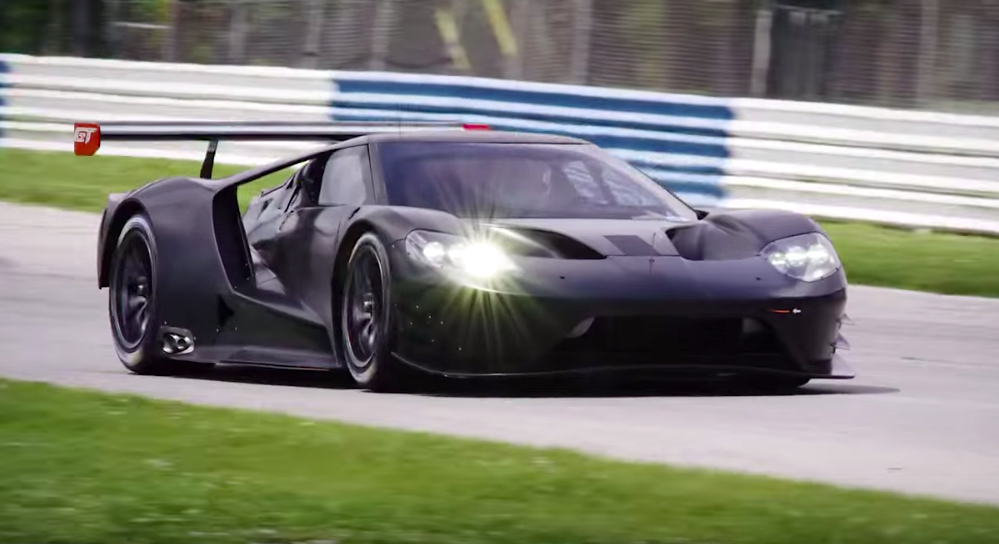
[378,142,697,221]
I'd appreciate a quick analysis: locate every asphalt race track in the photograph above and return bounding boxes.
[1,201,998,505]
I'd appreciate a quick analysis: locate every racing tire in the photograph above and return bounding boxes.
[339,232,410,392]
[108,214,203,376]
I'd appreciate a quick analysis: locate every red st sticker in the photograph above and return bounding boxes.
[74,123,101,156]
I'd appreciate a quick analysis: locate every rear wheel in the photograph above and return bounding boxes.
[339,233,408,391]
[108,214,202,375]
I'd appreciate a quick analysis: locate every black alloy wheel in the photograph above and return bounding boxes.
[344,246,382,366]
[112,230,153,350]
[108,214,203,376]
[339,233,407,391]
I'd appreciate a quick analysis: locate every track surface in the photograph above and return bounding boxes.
[2,202,998,505]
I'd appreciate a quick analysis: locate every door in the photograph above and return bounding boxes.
[270,144,376,325]
[243,172,299,262]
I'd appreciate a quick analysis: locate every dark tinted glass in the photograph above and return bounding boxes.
[379,142,696,221]
[319,146,371,206]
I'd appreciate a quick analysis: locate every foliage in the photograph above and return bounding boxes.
[0,0,54,54]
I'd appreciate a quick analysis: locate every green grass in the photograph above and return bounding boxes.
[822,221,999,297]
[1,378,998,544]
[3,147,999,297]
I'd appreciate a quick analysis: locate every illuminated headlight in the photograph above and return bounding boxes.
[405,230,516,278]
[761,233,841,282]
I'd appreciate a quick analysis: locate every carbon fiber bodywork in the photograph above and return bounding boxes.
[385,215,850,379]
[95,130,851,381]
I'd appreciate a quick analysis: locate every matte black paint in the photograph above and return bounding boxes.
[95,131,852,380]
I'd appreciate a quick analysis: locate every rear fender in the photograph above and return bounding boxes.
[98,178,231,345]
[97,193,145,287]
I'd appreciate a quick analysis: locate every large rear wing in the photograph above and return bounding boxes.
[73,121,490,178]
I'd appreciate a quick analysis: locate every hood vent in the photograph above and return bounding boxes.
[667,215,766,261]
[490,226,605,260]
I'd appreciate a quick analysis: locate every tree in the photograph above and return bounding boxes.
[0,0,53,53]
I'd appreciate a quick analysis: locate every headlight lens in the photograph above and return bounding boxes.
[761,232,841,282]
[405,230,516,278]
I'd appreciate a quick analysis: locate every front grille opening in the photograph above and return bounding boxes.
[541,316,790,370]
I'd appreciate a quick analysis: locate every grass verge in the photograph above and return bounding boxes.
[3,148,999,298]
[0,148,282,212]
[1,378,998,544]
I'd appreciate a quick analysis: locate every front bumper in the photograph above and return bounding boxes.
[387,242,852,379]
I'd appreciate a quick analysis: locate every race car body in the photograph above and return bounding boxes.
[83,121,851,391]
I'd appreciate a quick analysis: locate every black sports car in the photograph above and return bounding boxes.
[79,121,851,391]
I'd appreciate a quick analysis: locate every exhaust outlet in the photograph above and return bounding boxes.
[160,327,195,355]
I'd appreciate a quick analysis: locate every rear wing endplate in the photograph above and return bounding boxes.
[73,121,490,178]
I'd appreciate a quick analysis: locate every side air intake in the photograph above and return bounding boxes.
[212,188,253,287]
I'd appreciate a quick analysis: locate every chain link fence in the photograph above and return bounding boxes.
[4,0,999,113]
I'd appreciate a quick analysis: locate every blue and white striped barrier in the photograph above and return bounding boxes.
[3,53,999,234]
[327,72,732,203]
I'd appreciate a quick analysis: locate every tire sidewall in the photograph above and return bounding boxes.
[108,214,161,371]
[340,232,395,387]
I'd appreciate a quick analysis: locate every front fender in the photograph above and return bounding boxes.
[347,205,468,244]
[669,208,825,261]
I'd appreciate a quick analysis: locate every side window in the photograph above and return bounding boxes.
[319,146,371,206]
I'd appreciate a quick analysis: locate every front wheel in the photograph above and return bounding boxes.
[339,233,408,391]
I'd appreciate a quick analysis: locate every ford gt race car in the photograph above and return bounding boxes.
[78,121,851,392]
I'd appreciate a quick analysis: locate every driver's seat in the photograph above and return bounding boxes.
[297,156,327,204]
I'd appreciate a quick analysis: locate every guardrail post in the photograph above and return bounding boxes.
[301,0,325,68]
[164,0,179,62]
[370,0,395,71]
[569,0,593,85]
[229,0,249,65]
[750,0,774,97]
[916,0,939,108]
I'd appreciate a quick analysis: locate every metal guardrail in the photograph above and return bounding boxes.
[2,53,999,235]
